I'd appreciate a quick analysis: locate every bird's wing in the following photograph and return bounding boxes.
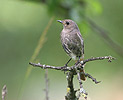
[68,32,84,54]
[62,42,71,54]
[76,32,84,54]
[61,31,84,57]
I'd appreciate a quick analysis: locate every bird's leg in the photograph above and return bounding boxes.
[61,58,72,73]
[64,58,72,67]
[75,58,81,65]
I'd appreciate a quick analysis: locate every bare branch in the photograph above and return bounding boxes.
[44,69,49,100]
[65,72,77,100]
[29,62,71,71]
[82,56,115,65]
[2,85,7,100]
[85,73,101,84]
[29,55,115,100]
[29,56,115,70]
[77,70,87,99]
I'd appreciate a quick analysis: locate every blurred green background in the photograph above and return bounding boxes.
[0,0,123,100]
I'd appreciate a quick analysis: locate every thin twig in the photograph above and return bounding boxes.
[44,69,49,100]
[77,70,87,99]
[29,56,115,70]
[2,85,7,100]
[85,73,101,84]
[82,56,115,65]
[29,62,71,71]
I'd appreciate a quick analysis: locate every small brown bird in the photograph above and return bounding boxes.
[57,19,85,81]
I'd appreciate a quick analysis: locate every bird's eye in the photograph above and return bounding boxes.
[66,21,69,25]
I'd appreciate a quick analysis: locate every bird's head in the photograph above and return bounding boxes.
[57,19,79,30]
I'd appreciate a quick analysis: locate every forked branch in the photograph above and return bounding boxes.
[29,56,115,70]
[29,56,115,100]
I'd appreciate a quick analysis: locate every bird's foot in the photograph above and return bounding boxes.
[61,64,68,74]
[75,60,80,66]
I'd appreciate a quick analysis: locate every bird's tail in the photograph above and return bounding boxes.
[80,68,86,81]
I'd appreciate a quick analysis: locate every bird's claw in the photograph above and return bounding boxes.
[61,64,68,74]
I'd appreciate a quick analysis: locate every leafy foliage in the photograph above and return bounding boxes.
[22,0,102,33]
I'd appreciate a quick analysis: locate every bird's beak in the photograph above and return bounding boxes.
[57,20,63,24]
